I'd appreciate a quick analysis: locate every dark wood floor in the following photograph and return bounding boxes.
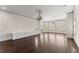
[0,32,79,53]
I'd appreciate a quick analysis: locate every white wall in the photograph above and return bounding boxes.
[0,11,37,41]
[74,6,79,47]
[0,12,1,40]
[65,12,74,38]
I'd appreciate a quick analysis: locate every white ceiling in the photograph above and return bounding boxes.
[0,5,73,21]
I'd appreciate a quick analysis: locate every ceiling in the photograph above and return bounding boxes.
[0,5,73,21]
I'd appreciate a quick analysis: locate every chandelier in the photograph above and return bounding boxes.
[36,9,42,20]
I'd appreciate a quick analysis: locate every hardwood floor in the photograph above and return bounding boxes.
[0,32,78,53]
[67,38,78,53]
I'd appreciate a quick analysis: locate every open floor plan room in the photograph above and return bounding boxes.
[0,5,79,53]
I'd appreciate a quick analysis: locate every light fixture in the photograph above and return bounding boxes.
[2,7,6,10]
[36,9,42,20]
[52,21,54,24]
[64,5,66,7]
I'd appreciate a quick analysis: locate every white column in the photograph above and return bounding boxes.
[74,6,79,47]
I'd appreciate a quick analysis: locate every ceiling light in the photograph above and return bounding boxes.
[2,7,6,10]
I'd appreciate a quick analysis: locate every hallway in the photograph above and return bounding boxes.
[0,33,78,53]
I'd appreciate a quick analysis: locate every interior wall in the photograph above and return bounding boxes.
[65,12,74,38]
[0,11,37,41]
[0,12,1,40]
[74,6,79,47]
